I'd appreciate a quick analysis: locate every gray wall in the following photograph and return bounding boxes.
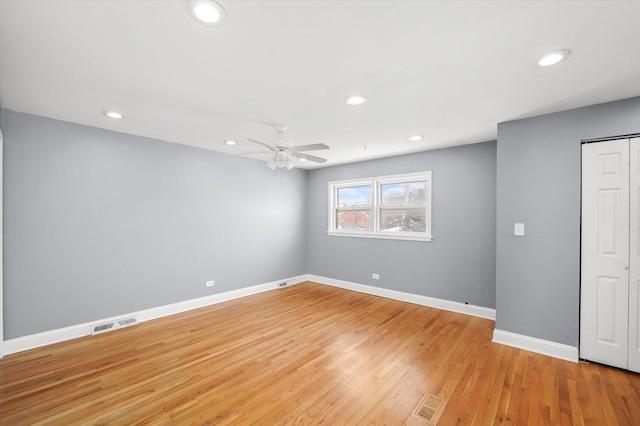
[496,96,640,346]
[14,94,638,347]
[2,109,308,339]
[307,142,497,308]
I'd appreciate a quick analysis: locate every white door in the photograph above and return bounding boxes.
[629,137,640,373]
[581,139,630,369]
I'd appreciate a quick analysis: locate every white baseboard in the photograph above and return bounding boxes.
[492,329,579,363]
[3,275,306,356]
[3,275,580,364]
[304,274,496,320]
[3,274,497,356]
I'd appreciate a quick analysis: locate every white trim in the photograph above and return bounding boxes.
[0,127,4,359]
[305,274,496,320]
[492,329,579,363]
[3,274,499,356]
[329,171,433,187]
[3,275,306,356]
[327,231,432,242]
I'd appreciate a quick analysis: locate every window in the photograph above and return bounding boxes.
[328,171,432,241]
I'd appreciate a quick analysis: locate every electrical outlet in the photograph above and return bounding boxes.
[205,280,215,288]
[372,273,380,280]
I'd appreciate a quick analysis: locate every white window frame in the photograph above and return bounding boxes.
[328,171,432,242]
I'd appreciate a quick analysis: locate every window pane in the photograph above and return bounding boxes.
[381,181,426,207]
[380,209,426,232]
[337,210,372,231]
[337,185,372,208]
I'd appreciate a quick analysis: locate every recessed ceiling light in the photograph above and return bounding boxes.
[186,0,227,26]
[223,140,236,145]
[345,95,367,106]
[103,110,124,119]
[408,135,423,141]
[535,50,571,67]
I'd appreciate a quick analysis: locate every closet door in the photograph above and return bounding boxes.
[629,137,640,373]
[580,139,629,369]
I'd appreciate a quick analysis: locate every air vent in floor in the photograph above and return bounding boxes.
[117,317,138,327]
[407,394,446,425]
[92,323,114,334]
[91,316,138,335]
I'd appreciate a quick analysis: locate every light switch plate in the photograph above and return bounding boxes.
[514,223,525,237]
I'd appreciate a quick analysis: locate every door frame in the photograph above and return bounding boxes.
[1,127,4,359]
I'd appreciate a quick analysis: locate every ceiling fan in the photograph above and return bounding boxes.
[243,124,329,170]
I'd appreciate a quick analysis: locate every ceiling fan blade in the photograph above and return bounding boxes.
[246,138,278,152]
[292,152,327,163]
[225,151,271,156]
[291,143,330,152]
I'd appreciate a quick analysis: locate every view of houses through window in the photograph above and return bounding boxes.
[336,185,372,231]
[329,172,432,241]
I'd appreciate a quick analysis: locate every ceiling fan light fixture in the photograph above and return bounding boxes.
[286,159,294,170]
[345,95,367,106]
[186,0,227,26]
[267,159,277,170]
[276,151,288,164]
[535,49,571,67]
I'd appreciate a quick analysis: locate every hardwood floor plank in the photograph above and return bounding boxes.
[1,282,640,425]
[567,377,585,426]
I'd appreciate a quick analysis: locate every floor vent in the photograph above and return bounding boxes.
[92,317,138,335]
[92,323,114,334]
[407,394,446,425]
[117,317,138,327]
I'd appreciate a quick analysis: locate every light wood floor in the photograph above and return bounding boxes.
[1,282,639,425]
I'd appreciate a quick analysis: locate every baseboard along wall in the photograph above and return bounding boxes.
[306,274,496,320]
[3,274,578,364]
[3,275,307,356]
[492,329,579,363]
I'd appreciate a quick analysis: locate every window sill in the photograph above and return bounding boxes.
[327,231,432,242]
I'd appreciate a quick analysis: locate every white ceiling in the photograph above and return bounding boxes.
[1,0,639,169]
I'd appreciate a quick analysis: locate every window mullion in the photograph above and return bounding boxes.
[374,180,380,234]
